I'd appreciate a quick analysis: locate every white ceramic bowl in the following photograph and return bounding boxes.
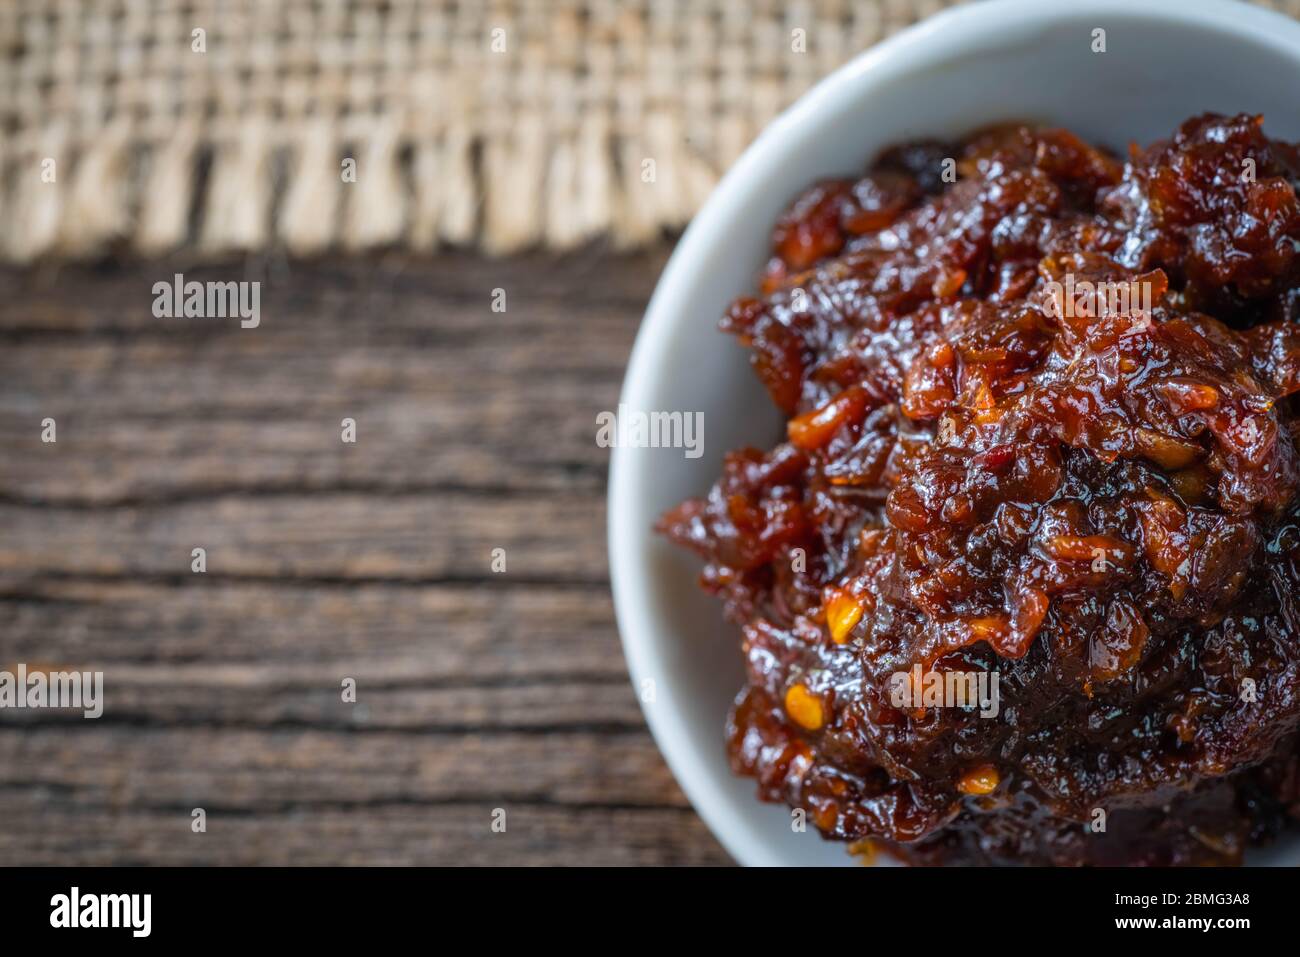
[609,0,1300,866]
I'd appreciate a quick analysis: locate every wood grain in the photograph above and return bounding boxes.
[0,249,734,866]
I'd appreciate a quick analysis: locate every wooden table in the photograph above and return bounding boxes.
[0,248,732,865]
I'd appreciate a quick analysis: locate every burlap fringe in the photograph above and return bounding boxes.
[2,0,1296,263]
[0,107,764,262]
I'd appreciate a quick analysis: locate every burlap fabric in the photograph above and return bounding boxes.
[1,0,1298,262]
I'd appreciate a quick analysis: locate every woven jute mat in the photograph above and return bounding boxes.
[2,0,1298,263]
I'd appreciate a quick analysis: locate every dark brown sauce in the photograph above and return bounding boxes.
[659,115,1300,865]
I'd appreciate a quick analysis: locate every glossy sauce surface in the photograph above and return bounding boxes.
[660,115,1300,865]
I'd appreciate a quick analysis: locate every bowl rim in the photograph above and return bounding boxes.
[608,0,1300,866]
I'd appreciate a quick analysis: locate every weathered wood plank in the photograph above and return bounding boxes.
[0,799,729,866]
[0,727,691,809]
[0,677,647,732]
[0,492,607,582]
[0,251,673,504]
[0,581,623,679]
[0,249,735,865]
